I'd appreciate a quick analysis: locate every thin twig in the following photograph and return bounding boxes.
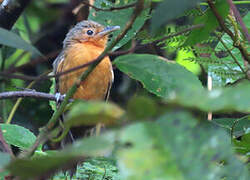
[215,34,246,73]
[207,0,249,63]
[0,0,31,30]
[81,1,136,11]
[0,90,69,102]
[109,40,136,56]
[227,0,250,42]
[151,24,204,45]
[0,126,14,156]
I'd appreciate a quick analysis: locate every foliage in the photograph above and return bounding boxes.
[0,0,250,180]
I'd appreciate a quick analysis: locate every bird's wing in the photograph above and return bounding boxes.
[53,51,65,93]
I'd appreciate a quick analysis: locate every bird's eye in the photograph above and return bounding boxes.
[86,30,94,35]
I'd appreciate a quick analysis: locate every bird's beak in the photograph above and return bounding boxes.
[96,25,120,38]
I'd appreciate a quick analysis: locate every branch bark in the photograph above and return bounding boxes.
[227,0,250,42]
[0,90,68,102]
[0,126,13,156]
[207,0,249,63]
[0,0,31,30]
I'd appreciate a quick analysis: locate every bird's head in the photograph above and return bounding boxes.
[63,20,120,48]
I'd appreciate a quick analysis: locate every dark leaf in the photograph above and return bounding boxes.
[151,0,202,33]
[0,27,42,56]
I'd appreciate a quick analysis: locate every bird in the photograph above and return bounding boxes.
[53,20,120,101]
[50,20,120,177]
[52,20,120,139]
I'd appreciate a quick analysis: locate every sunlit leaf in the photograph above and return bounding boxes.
[234,133,250,157]
[49,77,57,112]
[0,124,36,150]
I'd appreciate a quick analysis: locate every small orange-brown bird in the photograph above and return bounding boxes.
[53,20,120,101]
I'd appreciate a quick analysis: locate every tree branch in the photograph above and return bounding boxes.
[80,1,136,12]
[152,24,204,45]
[207,0,249,63]
[0,0,31,30]
[227,0,250,42]
[0,126,13,156]
[0,90,69,102]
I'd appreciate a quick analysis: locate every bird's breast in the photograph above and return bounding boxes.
[57,43,113,100]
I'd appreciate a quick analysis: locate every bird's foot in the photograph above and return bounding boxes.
[55,93,66,103]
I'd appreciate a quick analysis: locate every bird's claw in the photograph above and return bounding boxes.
[55,93,65,103]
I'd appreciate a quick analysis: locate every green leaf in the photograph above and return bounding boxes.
[0,27,41,56]
[151,0,202,33]
[184,0,229,45]
[65,101,124,127]
[0,124,36,150]
[117,122,183,180]
[114,53,203,98]
[0,152,11,169]
[234,133,250,157]
[49,77,57,112]
[116,112,249,179]
[7,135,114,179]
[213,116,250,137]
[127,96,158,120]
[167,81,250,112]
[54,157,120,179]
[208,31,248,87]
[89,0,149,50]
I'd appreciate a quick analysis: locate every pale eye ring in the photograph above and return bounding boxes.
[86,30,94,35]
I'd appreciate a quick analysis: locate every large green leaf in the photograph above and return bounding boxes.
[184,0,229,45]
[151,0,202,33]
[0,27,41,56]
[167,81,250,112]
[116,112,249,179]
[114,54,250,113]
[89,0,149,50]
[65,101,124,127]
[6,135,114,179]
[114,53,203,98]
[0,124,36,150]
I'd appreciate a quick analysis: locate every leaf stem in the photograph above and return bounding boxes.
[216,34,245,74]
